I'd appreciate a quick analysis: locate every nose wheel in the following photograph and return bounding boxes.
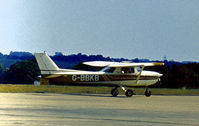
[145,88,151,97]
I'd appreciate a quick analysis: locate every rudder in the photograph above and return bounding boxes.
[34,52,59,74]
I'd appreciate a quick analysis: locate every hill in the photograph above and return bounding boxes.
[0,51,187,69]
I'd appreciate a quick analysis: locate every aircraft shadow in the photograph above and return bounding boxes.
[64,93,129,98]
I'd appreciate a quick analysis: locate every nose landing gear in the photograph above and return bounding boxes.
[145,88,151,97]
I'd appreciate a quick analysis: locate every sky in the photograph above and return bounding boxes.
[0,0,199,61]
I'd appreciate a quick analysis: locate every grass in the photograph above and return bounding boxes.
[0,84,199,95]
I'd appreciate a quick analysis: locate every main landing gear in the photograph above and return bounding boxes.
[111,86,152,97]
[111,88,119,97]
[111,86,134,97]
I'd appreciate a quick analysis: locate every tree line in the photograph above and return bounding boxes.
[145,61,199,88]
[0,59,40,84]
[0,51,198,88]
[0,58,198,88]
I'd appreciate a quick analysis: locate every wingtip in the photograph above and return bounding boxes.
[153,63,164,66]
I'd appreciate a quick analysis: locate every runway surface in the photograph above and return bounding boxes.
[0,93,199,126]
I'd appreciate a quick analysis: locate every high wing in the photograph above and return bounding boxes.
[83,61,164,84]
[83,61,164,67]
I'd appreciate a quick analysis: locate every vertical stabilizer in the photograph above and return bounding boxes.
[34,52,59,74]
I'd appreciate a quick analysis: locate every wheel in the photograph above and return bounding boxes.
[125,89,134,97]
[111,88,119,97]
[145,90,151,97]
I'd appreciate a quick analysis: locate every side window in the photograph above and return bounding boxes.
[121,68,129,73]
[109,67,115,73]
[129,68,135,73]
[121,67,135,74]
[104,67,115,73]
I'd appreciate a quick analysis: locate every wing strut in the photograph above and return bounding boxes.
[136,66,145,84]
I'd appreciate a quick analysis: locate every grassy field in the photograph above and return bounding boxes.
[0,84,199,95]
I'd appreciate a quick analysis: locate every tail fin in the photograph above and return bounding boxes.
[34,52,60,74]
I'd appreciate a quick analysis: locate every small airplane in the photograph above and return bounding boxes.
[35,52,164,97]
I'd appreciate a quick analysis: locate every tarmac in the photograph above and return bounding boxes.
[0,93,199,126]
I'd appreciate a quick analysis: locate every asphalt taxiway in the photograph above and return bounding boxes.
[0,93,199,126]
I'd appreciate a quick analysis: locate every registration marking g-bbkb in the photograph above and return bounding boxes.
[72,75,99,82]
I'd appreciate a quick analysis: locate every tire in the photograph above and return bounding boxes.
[125,89,133,97]
[145,90,151,97]
[111,89,119,97]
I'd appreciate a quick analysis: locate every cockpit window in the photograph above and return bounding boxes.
[137,67,141,72]
[129,68,135,73]
[121,67,135,73]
